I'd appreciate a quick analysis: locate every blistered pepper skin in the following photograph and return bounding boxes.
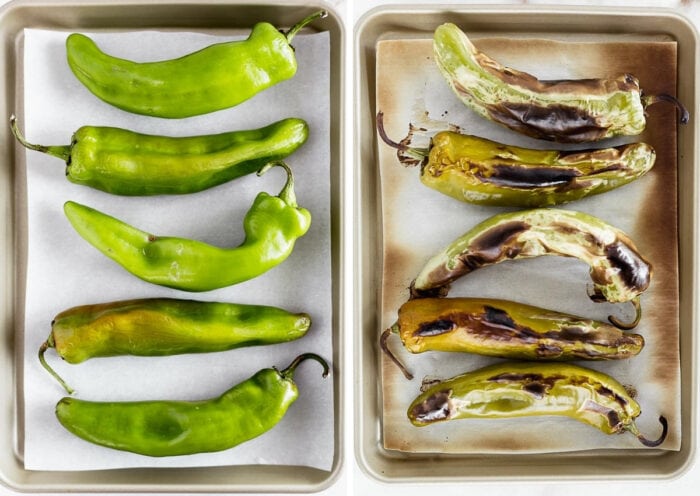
[393,297,643,360]
[433,23,688,142]
[11,116,308,196]
[411,208,652,305]
[64,162,310,292]
[65,12,326,118]
[55,354,329,457]
[408,361,667,447]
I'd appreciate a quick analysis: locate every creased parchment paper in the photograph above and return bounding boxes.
[22,28,332,471]
[377,35,680,453]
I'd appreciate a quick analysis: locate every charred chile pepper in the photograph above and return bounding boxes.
[66,11,326,118]
[408,361,667,447]
[376,111,655,207]
[55,353,329,456]
[10,115,308,196]
[410,208,651,328]
[64,161,310,292]
[39,298,312,394]
[433,23,689,142]
[381,297,644,380]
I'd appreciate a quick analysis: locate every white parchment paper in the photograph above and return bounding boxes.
[21,28,333,471]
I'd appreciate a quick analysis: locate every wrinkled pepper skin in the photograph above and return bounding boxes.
[408,361,667,447]
[39,298,311,394]
[55,353,329,457]
[392,297,643,359]
[10,115,308,195]
[422,131,655,207]
[433,23,688,142]
[411,208,651,305]
[66,11,326,118]
[64,162,310,292]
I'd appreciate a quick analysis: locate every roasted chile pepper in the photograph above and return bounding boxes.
[381,297,644,380]
[64,161,310,292]
[10,115,308,196]
[39,298,312,394]
[66,11,327,118]
[408,361,668,447]
[410,208,651,328]
[433,23,689,142]
[376,111,655,207]
[55,353,329,456]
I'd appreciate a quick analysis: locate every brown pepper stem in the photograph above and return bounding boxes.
[642,94,690,124]
[380,325,414,380]
[608,297,642,330]
[628,415,668,447]
[375,111,428,163]
[38,336,75,395]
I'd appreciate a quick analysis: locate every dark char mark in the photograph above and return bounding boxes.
[605,241,651,291]
[482,164,580,188]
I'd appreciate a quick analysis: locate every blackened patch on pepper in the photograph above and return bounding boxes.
[523,382,547,398]
[480,165,580,188]
[410,389,452,423]
[468,221,530,263]
[605,241,651,291]
[482,306,517,329]
[485,102,608,143]
[415,319,456,337]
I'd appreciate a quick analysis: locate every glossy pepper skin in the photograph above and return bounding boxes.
[381,297,644,380]
[64,161,310,292]
[433,23,689,142]
[407,361,668,447]
[376,111,655,207]
[55,353,329,457]
[10,115,308,195]
[65,11,326,118]
[39,298,312,394]
[411,208,652,309]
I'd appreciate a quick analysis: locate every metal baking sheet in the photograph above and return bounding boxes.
[0,0,344,492]
[355,4,697,482]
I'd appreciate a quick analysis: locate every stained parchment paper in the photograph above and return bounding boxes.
[377,35,680,453]
[21,28,333,471]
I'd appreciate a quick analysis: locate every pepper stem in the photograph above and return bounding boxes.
[38,337,75,395]
[280,353,330,379]
[9,114,71,161]
[284,10,327,44]
[376,111,429,163]
[626,415,668,447]
[608,296,642,330]
[642,93,690,124]
[257,160,297,206]
[380,325,414,380]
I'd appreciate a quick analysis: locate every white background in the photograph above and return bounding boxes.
[2,0,700,495]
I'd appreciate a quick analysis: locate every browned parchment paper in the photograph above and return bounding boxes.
[377,35,680,453]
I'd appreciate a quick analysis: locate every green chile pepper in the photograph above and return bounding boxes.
[376,111,655,207]
[410,208,651,328]
[10,115,308,195]
[433,23,689,142]
[66,11,326,118]
[55,353,329,457]
[408,361,667,447]
[39,298,312,394]
[381,297,644,380]
[64,161,310,292]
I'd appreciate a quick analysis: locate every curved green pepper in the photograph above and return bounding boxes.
[64,161,311,292]
[376,111,655,207]
[408,361,667,447]
[411,208,651,327]
[66,11,326,118]
[39,298,312,394]
[10,115,308,195]
[55,353,329,457]
[381,297,644,380]
[433,23,688,142]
